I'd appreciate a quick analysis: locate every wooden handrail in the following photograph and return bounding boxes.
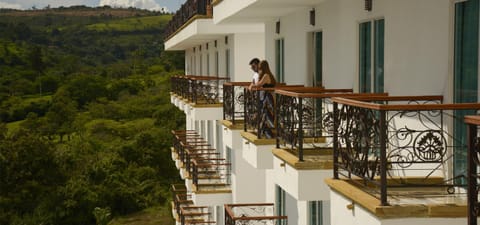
[274,86,353,94]
[193,158,227,162]
[225,203,287,220]
[249,84,304,91]
[189,76,230,81]
[226,203,274,207]
[224,82,251,86]
[275,90,374,98]
[234,215,288,220]
[181,206,209,209]
[341,95,443,102]
[332,96,480,111]
[194,163,231,167]
[465,115,480,125]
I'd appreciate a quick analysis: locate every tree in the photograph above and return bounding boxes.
[63,74,108,107]
[45,89,78,141]
[35,74,60,94]
[0,130,64,225]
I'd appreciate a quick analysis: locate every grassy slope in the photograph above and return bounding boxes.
[86,15,171,31]
[108,206,175,225]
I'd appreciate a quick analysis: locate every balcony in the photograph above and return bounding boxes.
[191,157,232,205]
[221,82,251,150]
[180,206,215,225]
[171,130,232,206]
[171,184,194,222]
[170,75,230,121]
[465,115,480,225]
[327,95,480,219]
[224,203,287,225]
[240,86,354,171]
[241,86,293,169]
[223,82,251,128]
[164,0,264,50]
[164,0,213,41]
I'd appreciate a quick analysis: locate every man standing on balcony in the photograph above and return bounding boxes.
[248,58,260,89]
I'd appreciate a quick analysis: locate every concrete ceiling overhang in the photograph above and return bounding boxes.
[213,0,323,24]
[164,18,264,51]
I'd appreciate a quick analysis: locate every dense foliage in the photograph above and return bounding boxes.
[0,6,184,225]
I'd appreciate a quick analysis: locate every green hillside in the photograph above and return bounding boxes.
[87,15,171,31]
[0,6,183,225]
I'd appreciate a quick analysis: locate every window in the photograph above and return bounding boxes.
[311,31,323,135]
[359,19,384,93]
[226,49,231,78]
[200,120,206,138]
[216,122,223,152]
[309,201,323,225]
[226,147,232,184]
[200,54,203,75]
[207,53,210,75]
[216,205,222,225]
[275,39,285,82]
[453,0,478,184]
[313,32,323,87]
[276,185,286,225]
[190,56,194,75]
[207,121,213,145]
[215,51,219,76]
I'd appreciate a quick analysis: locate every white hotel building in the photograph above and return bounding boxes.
[165,0,480,225]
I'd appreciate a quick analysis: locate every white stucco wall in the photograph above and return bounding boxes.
[263,0,452,97]
[330,190,471,225]
[233,32,266,82]
[230,143,268,203]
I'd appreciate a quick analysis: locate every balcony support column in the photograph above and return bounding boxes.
[256,91,261,139]
[379,110,388,206]
[244,88,247,132]
[298,97,304,161]
[333,102,339,179]
[468,122,478,225]
[231,86,235,123]
[276,93,280,149]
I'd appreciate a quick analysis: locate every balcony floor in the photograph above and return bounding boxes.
[273,148,333,170]
[326,178,467,218]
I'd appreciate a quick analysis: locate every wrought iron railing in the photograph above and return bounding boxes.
[171,130,230,192]
[192,157,231,191]
[172,130,206,167]
[331,95,480,206]
[274,87,358,161]
[465,115,480,225]
[190,76,230,104]
[171,75,184,96]
[164,0,213,40]
[224,203,288,225]
[171,75,230,105]
[223,82,250,124]
[171,184,193,218]
[244,85,303,139]
[185,147,219,176]
[244,87,271,138]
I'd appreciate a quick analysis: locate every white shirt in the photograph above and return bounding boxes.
[252,72,259,84]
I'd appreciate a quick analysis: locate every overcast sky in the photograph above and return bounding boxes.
[0,0,184,12]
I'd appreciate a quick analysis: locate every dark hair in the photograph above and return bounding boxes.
[258,60,276,86]
[249,58,260,65]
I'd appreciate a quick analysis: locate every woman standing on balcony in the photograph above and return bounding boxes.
[249,60,276,138]
[255,60,276,88]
